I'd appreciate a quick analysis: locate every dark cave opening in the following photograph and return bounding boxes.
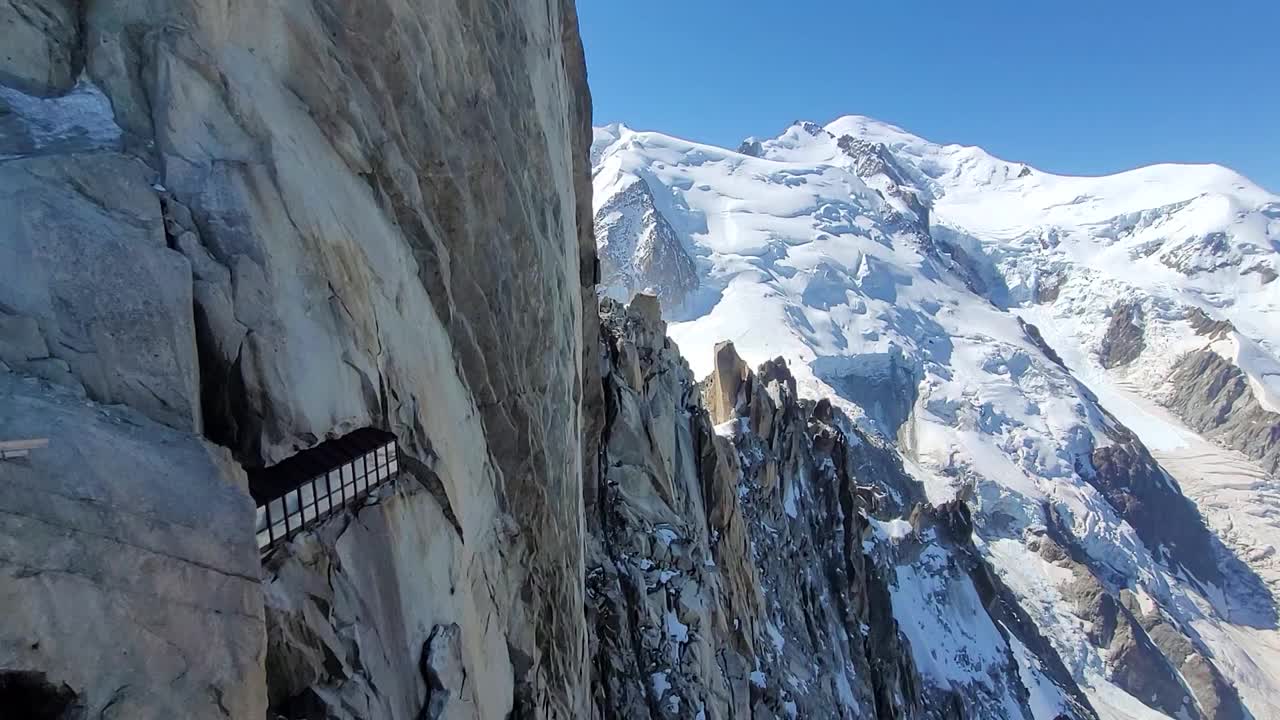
[0,671,82,720]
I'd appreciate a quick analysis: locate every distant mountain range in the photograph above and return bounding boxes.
[592,115,1280,719]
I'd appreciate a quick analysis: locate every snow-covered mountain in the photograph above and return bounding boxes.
[592,117,1280,719]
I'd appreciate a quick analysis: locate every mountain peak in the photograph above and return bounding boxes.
[825,114,930,148]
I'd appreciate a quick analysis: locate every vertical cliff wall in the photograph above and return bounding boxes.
[1,1,594,718]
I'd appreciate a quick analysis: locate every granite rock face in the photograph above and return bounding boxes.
[0,373,265,720]
[0,152,201,430]
[260,482,504,720]
[1,1,594,718]
[0,0,83,96]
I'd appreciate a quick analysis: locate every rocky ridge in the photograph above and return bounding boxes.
[594,177,699,312]
[586,295,1098,719]
[1164,349,1280,477]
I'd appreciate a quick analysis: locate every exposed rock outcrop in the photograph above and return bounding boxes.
[0,372,265,719]
[1034,271,1065,304]
[589,297,907,719]
[837,134,930,227]
[1164,349,1280,477]
[0,152,200,431]
[261,481,499,720]
[1186,308,1235,339]
[1040,511,1249,720]
[1160,232,1239,276]
[0,0,83,96]
[1084,424,1225,587]
[1019,318,1067,369]
[594,177,699,312]
[1097,302,1145,369]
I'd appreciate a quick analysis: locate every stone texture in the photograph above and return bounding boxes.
[421,624,467,720]
[261,482,504,720]
[2,1,595,718]
[705,340,751,425]
[0,0,82,96]
[0,372,265,720]
[0,152,200,431]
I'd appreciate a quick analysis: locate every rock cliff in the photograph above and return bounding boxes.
[2,0,594,717]
[1096,303,1145,370]
[1164,348,1280,477]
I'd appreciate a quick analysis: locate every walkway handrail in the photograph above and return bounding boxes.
[252,432,400,553]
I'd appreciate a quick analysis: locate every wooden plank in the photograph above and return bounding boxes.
[1,438,48,460]
[0,439,49,452]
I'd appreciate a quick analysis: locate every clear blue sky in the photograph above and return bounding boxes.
[579,1,1279,192]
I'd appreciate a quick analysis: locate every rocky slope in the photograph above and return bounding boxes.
[587,296,1100,719]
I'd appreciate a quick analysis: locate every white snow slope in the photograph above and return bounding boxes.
[593,117,1280,719]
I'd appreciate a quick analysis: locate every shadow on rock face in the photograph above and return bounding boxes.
[1085,426,1279,631]
[0,671,83,720]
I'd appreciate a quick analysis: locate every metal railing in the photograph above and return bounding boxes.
[253,435,400,553]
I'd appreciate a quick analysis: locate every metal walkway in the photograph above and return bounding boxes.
[249,428,400,553]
